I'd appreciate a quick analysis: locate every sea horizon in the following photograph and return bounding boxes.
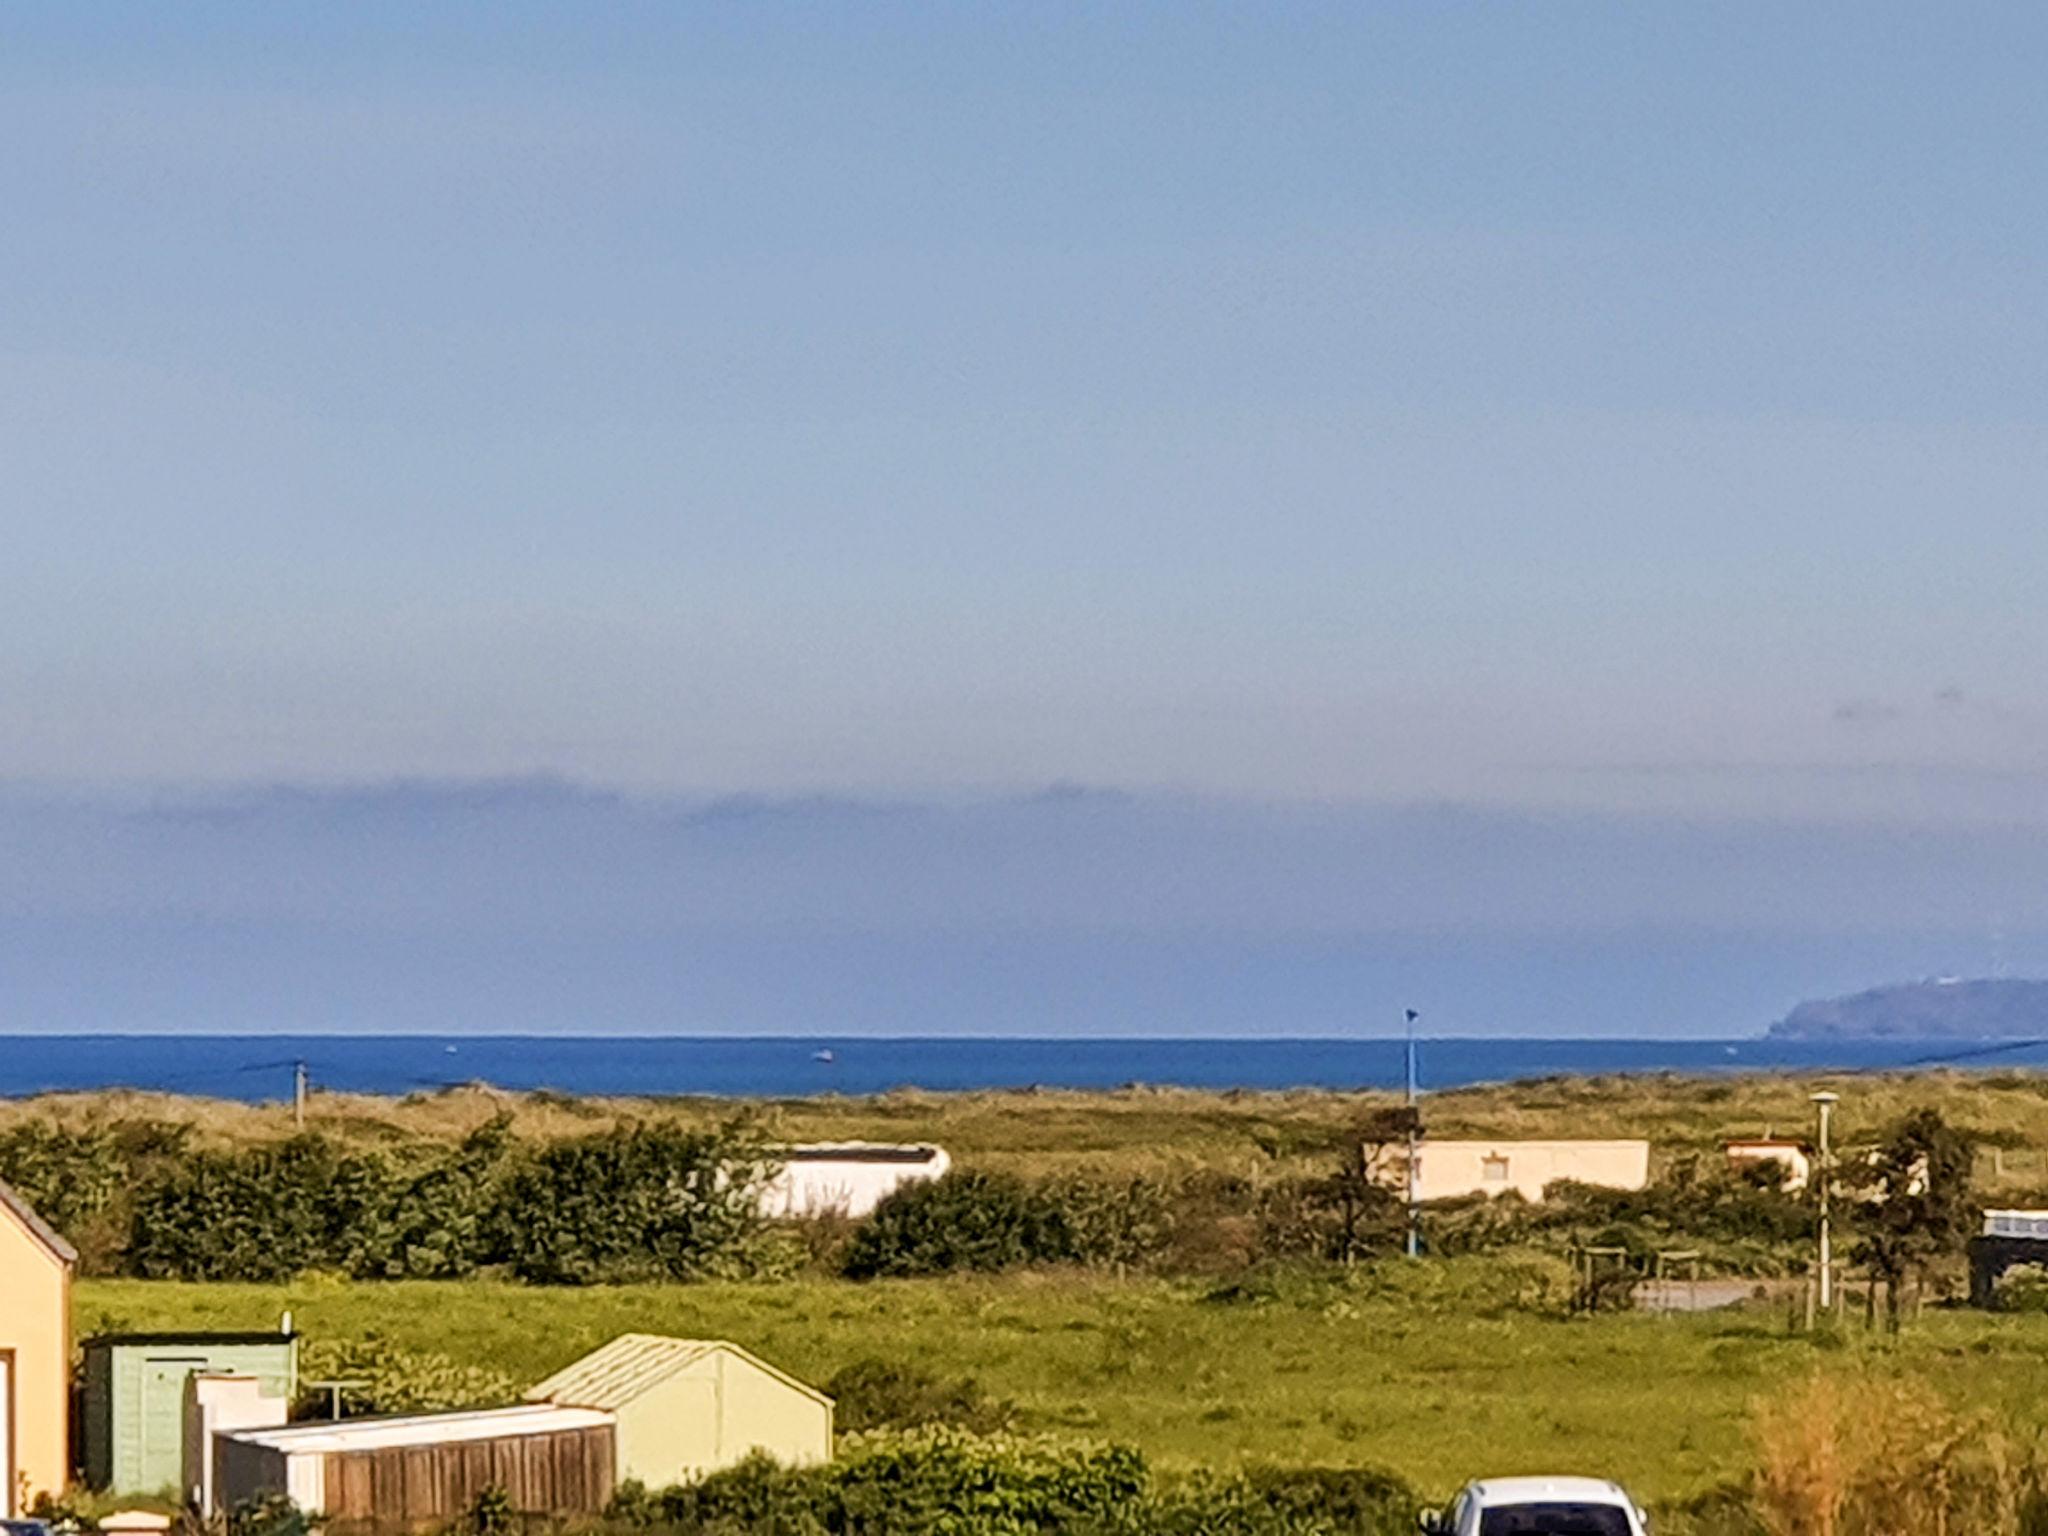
[4,1031,2040,1102]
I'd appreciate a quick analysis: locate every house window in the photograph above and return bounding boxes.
[1481,1154,1511,1183]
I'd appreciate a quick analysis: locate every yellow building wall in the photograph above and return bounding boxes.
[612,1352,831,1490]
[615,1374,719,1490]
[718,1354,831,1469]
[1408,1140,1651,1203]
[0,1207,72,1515]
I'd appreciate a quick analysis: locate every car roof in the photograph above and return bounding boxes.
[1464,1477,1634,1507]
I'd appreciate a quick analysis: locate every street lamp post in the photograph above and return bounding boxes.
[1811,1091,1839,1311]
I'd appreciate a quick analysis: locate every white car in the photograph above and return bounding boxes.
[1425,1477,1651,1536]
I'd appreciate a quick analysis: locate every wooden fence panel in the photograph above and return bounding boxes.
[321,1426,616,1531]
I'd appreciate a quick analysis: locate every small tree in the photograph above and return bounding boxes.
[1846,1108,1977,1329]
[1317,1107,1416,1263]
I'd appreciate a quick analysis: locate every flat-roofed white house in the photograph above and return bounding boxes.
[758,1144,950,1219]
[1404,1140,1651,1203]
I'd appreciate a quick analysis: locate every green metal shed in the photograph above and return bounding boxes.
[82,1330,300,1495]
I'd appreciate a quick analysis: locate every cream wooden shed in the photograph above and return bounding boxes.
[525,1336,832,1489]
[0,1177,76,1516]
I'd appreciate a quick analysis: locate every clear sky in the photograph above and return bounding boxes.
[3,7,2046,1036]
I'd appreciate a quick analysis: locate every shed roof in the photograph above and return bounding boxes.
[0,1174,78,1266]
[526,1335,832,1411]
[224,1404,611,1454]
[782,1143,944,1165]
[84,1331,299,1349]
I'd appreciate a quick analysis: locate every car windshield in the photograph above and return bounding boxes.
[1480,1503,1634,1536]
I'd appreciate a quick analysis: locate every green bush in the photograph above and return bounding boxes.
[843,1172,1175,1279]
[297,1334,522,1416]
[494,1121,778,1283]
[1991,1261,2048,1313]
[0,1121,128,1270]
[128,1136,350,1281]
[842,1172,1052,1278]
[123,1118,777,1285]
[1148,1465,1417,1536]
[824,1357,1016,1434]
[606,1431,1416,1536]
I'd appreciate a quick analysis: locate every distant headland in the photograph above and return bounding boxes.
[1770,978,2048,1040]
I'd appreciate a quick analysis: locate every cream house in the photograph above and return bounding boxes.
[1404,1140,1651,1203]
[0,1177,77,1516]
[526,1336,831,1489]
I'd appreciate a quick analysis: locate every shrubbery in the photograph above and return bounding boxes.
[26,1117,780,1284]
[0,1111,1830,1285]
[842,1172,1174,1279]
[494,1122,778,1283]
[297,1334,523,1416]
[606,1430,1417,1536]
[824,1357,1016,1434]
[1990,1261,2048,1313]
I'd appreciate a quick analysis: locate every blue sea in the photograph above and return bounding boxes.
[2,1034,2044,1101]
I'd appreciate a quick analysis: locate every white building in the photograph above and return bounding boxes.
[757,1144,950,1219]
[1724,1138,1812,1192]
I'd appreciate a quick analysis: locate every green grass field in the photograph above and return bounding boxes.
[74,1270,2048,1505]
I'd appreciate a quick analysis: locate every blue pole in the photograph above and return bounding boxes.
[1405,1008,1420,1258]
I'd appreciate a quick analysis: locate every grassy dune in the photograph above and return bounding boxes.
[74,1269,2048,1504]
[17,1069,2048,1188]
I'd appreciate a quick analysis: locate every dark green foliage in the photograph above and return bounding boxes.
[1848,1107,1978,1325]
[463,1483,518,1536]
[842,1172,1174,1278]
[1990,1261,2048,1313]
[825,1357,1016,1434]
[0,1120,127,1266]
[1426,1155,1812,1275]
[228,1492,315,1536]
[494,1121,776,1283]
[336,1120,516,1278]
[1148,1465,1417,1536]
[842,1172,1057,1277]
[605,1432,1416,1536]
[120,1118,774,1285]
[297,1334,522,1416]
[128,1135,350,1280]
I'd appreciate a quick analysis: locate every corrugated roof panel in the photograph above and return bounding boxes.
[526,1335,831,1409]
[227,1404,612,1454]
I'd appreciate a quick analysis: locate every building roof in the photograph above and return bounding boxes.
[525,1335,832,1411]
[0,1175,78,1266]
[1419,1140,1650,1152]
[84,1332,298,1349]
[782,1144,944,1165]
[223,1404,611,1454]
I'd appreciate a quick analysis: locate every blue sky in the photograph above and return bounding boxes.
[3,7,2046,1035]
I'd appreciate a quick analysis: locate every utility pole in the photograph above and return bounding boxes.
[294,1060,309,1131]
[1811,1090,1838,1312]
[1405,1008,1421,1259]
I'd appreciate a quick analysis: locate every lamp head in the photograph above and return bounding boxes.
[1810,1091,1840,1106]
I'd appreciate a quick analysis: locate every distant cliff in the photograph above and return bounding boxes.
[1770,978,2048,1040]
